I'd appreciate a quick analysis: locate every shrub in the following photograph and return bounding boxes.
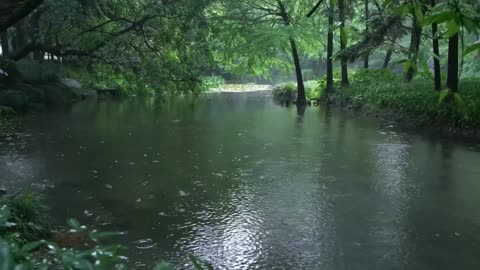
[201,76,225,91]
[318,72,342,93]
[272,82,297,102]
[349,68,400,85]
[337,69,480,128]
[0,188,49,245]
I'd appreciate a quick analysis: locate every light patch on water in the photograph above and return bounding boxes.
[178,190,189,197]
[134,239,157,249]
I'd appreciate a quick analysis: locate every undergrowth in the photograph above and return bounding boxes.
[335,69,480,128]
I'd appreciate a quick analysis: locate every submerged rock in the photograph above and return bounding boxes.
[61,78,82,89]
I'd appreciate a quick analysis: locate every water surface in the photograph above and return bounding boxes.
[1,92,480,269]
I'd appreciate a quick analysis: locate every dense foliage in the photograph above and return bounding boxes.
[1,0,479,95]
[338,69,480,127]
[1,0,215,95]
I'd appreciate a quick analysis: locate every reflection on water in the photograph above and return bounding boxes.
[2,92,480,269]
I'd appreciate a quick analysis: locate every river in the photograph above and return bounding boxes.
[1,91,480,269]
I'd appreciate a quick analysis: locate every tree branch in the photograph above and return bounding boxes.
[307,0,325,18]
[0,0,44,32]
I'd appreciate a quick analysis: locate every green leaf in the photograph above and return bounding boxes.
[67,218,83,231]
[447,20,460,37]
[20,241,43,254]
[463,43,480,56]
[423,11,453,26]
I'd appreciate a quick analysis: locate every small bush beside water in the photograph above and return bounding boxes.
[201,76,225,91]
[272,82,297,103]
[0,189,49,245]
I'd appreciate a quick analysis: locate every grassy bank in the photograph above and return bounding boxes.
[335,69,480,129]
[273,69,480,131]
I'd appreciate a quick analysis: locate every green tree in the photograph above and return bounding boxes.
[3,0,215,94]
[424,0,480,92]
[210,0,321,105]
[339,0,350,86]
[430,0,441,91]
[364,0,370,68]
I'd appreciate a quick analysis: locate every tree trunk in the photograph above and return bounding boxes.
[290,38,307,105]
[363,0,369,68]
[339,0,349,86]
[431,0,441,91]
[383,38,396,68]
[383,49,393,68]
[447,33,458,92]
[405,10,423,82]
[15,20,27,53]
[277,0,306,105]
[1,31,9,57]
[326,0,334,93]
[30,11,42,61]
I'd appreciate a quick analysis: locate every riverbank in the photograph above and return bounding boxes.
[0,58,97,116]
[209,83,273,92]
[325,69,480,140]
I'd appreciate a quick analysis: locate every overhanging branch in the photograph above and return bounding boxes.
[307,0,325,18]
[0,0,44,32]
